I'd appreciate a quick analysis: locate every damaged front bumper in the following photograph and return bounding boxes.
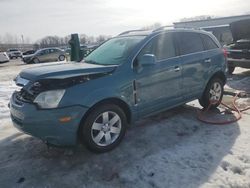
[10,92,88,146]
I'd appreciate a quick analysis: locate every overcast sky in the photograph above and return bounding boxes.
[0,0,249,42]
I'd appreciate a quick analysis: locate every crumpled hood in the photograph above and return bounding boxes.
[230,19,250,42]
[20,62,117,81]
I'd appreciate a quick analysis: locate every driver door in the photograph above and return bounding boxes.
[134,33,183,118]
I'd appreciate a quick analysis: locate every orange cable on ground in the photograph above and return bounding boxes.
[197,92,250,125]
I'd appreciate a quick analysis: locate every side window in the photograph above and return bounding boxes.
[137,33,176,61]
[50,49,55,53]
[43,50,49,54]
[39,50,45,55]
[177,32,204,55]
[201,34,219,50]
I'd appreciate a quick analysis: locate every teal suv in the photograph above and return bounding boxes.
[10,28,227,152]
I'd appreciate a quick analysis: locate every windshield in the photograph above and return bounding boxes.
[84,36,145,65]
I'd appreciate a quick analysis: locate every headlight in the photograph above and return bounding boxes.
[34,90,65,109]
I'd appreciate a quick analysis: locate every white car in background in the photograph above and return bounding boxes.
[7,49,22,59]
[0,52,10,63]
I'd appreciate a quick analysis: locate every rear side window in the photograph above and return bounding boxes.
[201,34,219,50]
[176,32,204,55]
[138,33,176,61]
[50,49,56,53]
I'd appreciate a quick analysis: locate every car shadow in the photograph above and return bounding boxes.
[0,105,240,188]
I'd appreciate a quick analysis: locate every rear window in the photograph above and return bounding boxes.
[176,32,204,55]
[201,34,219,50]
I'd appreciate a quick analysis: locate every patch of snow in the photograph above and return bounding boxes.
[0,61,250,187]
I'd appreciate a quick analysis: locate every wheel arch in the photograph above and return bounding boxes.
[201,70,226,98]
[208,71,227,85]
[77,97,132,140]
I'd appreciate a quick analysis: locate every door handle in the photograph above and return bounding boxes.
[174,66,180,72]
[204,58,211,63]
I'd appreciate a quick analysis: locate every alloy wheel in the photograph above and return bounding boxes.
[209,82,222,101]
[91,111,121,146]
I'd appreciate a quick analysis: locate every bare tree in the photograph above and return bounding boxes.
[86,36,95,44]
[180,15,216,22]
[64,35,71,45]
[35,33,112,48]
[141,22,162,30]
[80,34,88,44]
[4,33,14,44]
[24,36,31,44]
[95,35,111,44]
[38,36,65,48]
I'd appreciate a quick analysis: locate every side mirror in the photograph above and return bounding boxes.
[138,54,156,66]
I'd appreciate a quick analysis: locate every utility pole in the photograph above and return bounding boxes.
[21,35,24,51]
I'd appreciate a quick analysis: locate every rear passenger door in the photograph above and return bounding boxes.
[135,33,183,117]
[40,49,50,62]
[200,34,221,80]
[175,32,207,100]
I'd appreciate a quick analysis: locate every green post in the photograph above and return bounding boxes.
[68,34,81,62]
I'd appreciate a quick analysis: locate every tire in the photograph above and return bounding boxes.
[58,55,65,61]
[80,104,127,153]
[33,58,39,64]
[228,66,235,74]
[199,78,224,109]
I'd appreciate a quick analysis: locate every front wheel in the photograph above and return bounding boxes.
[199,78,224,109]
[32,58,40,64]
[80,104,127,153]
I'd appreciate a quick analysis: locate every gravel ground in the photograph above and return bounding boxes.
[0,59,250,188]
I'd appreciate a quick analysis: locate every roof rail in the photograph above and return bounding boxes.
[118,29,148,36]
[152,25,174,32]
[174,26,203,30]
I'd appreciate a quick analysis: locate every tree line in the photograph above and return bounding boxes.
[36,34,111,48]
[0,33,111,49]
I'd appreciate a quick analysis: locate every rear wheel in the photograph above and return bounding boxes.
[199,78,224,109]
[228,66,235,74]
[80,104,127,153]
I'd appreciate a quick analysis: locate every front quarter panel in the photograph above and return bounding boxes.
[59,69,136,119]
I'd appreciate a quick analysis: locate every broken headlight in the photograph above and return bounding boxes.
[33,89,65,109]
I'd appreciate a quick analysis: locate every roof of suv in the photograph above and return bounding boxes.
[118,28,213,37]
[118,27,220,47]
